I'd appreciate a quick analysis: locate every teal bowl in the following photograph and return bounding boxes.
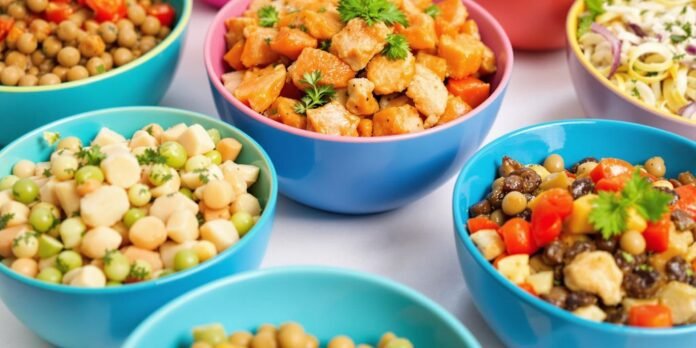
[0,107,278,348]
[124,267,480,347]
[0,0,193,147]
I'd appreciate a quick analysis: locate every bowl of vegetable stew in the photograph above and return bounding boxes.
[124,267,480,348]
[204,0,513,214]
[566,0,696,138]
[0,106,277,348]
[453,119,696,347]
[0,0,192,146]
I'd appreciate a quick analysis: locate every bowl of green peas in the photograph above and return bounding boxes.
[0,106,278,348]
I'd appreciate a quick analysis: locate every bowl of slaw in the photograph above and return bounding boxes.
[566,0,696,138]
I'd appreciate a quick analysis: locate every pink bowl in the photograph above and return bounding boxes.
[566,0,696,139]
[477,0,574,50]
[200,0,228,9]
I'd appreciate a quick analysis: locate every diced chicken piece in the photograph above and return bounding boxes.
[470,229,504,260]
[406,64,447,120]
[0,225,29,258]
[438,34,484,79]
[39,178,60,207]
[54,180,81,217]
[437,94,472,126]
[161,124,188,143]
[217,138,243,162]
[80,185,130,227]
[415,52,448,80]
[177,124,216,157]
[167,209,200,243]
[366,52,416,95]
[266,97,307,129]
[234,64,287,113]
[1,201,29,227]
[100,153,141,189]
[480,44,497,75]
[572,305,607,322]
[565,194,598,234]
[302,9,343,40]
[121,246,163,272]
[91,128,126,147]
[657,281,696,324]
[224,17,257,48]
[222,71,245,95]
[345,78,379,116]
[379,94,412,110]
[330,18,391,71]
[68,265,106,288]
[230,193,262,216]
[372,105,424,136]
[288,48,355,89]
[357,118,372,137]
[564,251,623,306]
[395,11,437,50]
[241,27,280,68]
[526,271,554,295]
[270,26,318,60]
[306,101,360,136]
[81,226,122,259]
[149,192,199,222]
[129,130,158,149]
[159,240,198,270]
[200,219,240,252]
[496,254,530,284]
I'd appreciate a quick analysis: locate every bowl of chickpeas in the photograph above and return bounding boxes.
[124,267,480,347]
[0,106,278,348]
[0,0,192,146]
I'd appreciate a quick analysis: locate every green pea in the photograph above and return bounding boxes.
[29,207,55,233]
[385,339,413,348]
[0,175,19,191]
[59,217,86,249]
[179,187,194,200]
[104,251,131,282]
[36,267,62,284]
[55,250,82,273]
[106,281,122,287]
[123,208,146,228]
[75,165,104,185]
[174,249,199,271]
[204,150,222,165]
[128,183,151,207]
[12,178,39,204]
[159,141,187,169]
[207,128,221,145]
[185,155,211,172]
[192,324,226,345]
[231,212,254,237]
[148,164,171,186]
[38,234,64,259]
[129,259,152,280]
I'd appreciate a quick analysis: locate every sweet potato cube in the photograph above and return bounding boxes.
[438,33,483,79]
[241,27,280,68]
[372,105,424,136]
[289,48,355,88]
[302,9,343,40]
[234,65,287,113]
[437,94,472,126]
[415,51,447,80]
[225,17,256,48]
[435,0,468,37]
[396,12,437,50]
[267,97,307,129]
[223,40,245,71]
[330,18,391,71]
[270,27,318,60]
[358,118,373,137]
[366,52,416,95]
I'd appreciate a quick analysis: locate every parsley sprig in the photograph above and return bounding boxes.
[589,171,672,239]
[382,34,410,60]
[578,0,606,36]
[0,213,14,230]
[43,131,61,146]
[424,4,440,18]
[76,145,105,166]
[136,148,167,165]
[258,5,279,27]
[337,0,408,27]
[293,71,336,115]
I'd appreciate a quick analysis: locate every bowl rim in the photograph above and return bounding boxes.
[203,0,514,144]
[0,0,193,94]
[124,266,482,347]
[0,106,278,294]
[565,0,696,127]
[452,118,696,336]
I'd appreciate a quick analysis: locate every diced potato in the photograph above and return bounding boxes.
[91,128,126,147]
[379,94,412,110]
[564,251,623,305]
[267,97,307,129]
[177,124,216,157]
[230,193,261,216]
[366,52,416,95]
[657,281,696,324]
[200,219,240,252]
[167,209,200,243]
[622,298,659,310]
[68,265,106,288]
[224,17,256,48]
[438,34,483,79]
[415,52,447,81]
[219,162,260,187]
[565,194,598,234]
[306,101,360,136]
[129,130,158,149]
[572,305,607,322]
[141,124,164,142]
[526,271,554,295]
[1,201,29,227]
[527,164,551,180]
[54,180,81,217]
[651,227,693,273]
[396,12,437,50]
[217,138,243,162]
[270,26,317,60]
[80,185,130,227]
[406,64,447,120]
[221,163,249,196]
[436,94,471,126]
[288,48,355,89]
[149,192,199,222]
[496,254,530,284]
[159,240,198,269]
[330,18,391,71]
[202,203,231,222]
[161,124,188,143]
[81,226,123,259]
[234,64,287,113]
[100,153,142,188]
[240,27,280,68]
[0,225,29,258]
[540,171,570,190]
[685,243,696,263]
[346,78,379,116]
[372,105,424,136]
[470,229,504,260]
[121,246,163,272]
[302,9,343,40]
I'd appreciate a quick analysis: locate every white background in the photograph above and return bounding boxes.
[0,2,586,346]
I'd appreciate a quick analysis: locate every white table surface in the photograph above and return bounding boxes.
[0,2,586,347]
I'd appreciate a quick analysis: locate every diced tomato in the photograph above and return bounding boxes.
[643,214,671,253]
[147,3,176,27]
[595,174,631,192]
[628,304,673,328]
[0,17,14,43]
[531,212,563,247]
[534,188,574,218]
[590,158,634,183]
[446,77,490,108]
[518,282,537,296]
[467,216,499,234]
[530,188,573,247]
[674,185,696,219]
[86,0,127,23]
[44,2,74,23]
[499,218,537,255]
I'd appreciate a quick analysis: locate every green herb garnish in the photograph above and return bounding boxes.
[43,131,61,146]
[424,4,440,18]
[0,213,14,230]
[337,0,408,27]
[129,263,150,280]
[578,0,606,36]
[258,5,279,27]
[621,251,634,263]
[42,168,52,178]
[382,33,410,60]
[136,148,167,165]
[76,145,106,166]
[319,39,331,51]
[293,71,336,115]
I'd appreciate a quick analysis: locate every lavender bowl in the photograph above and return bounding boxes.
[566,0,696,139]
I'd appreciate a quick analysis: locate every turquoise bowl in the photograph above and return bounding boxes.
[453,119,696,347]
[0,107,278,348]
[124,267,480,347]
[0,0,193,147]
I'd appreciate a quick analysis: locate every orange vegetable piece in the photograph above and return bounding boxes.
[467,216,499,233]
[461,19,480,40]
[446,77,490,108]
[358,118,373,137]
[270,26,318,60]
[241,27,280,68]
[223,40,245,71]
[415,52,448,80]
[233,65,287,113]
[519,283,538,296]
[302,9,343,40]
[278,11,304,29]
[628,304,673,328]
[289,48,355,89]
[435,0,468,37]
[479,44,497,75]
[224,17,256,48]
[396,12,438,50]
[267,97,307,129]
[372,105,424,136]
[438,94,472,125]
[438,33,484,79]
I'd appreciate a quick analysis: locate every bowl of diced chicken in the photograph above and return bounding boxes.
[0,106,278,348]
[205,0,513,214]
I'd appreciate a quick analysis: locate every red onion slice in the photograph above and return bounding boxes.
[628,23,646,37]
[679,102,696,118]
[592,23,622,78]
[687,44,696,55]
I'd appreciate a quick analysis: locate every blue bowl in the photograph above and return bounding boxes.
[0,107,278,348]
[452,119,696,348]
[124,267,480,347]
[0,0,192,147]
[204,0,514,214]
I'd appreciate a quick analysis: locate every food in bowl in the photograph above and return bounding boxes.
[190,322,413,348]
[0,122,262,288]
[467,153,696,327]
[0,0,176,86]
[575,0,696,120]
[218,0,497,136]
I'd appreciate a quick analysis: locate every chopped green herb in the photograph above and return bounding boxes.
[42,168,52,178]
[382,33,410,60]
[631,87,640,97]
[337,0,408,27]
[318,6,327,13]
[0,213,14,230]
[578,0,606,36]
[293,71,336,115]
[671,34,688,44]
[76,145,106,166]
[12,231,35,247]
[319,39,332,51]
[637,264,653,272]
[258,5,279,27]
[129,262,150,280]
[136,148,167,165]
[43,131,61,146]
[621,251,634,263]
[424,4,440,18]
[264,37,272,45]
[674,53,685,61]
[96,64,106,74]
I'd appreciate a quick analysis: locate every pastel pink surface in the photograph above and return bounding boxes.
[204,0,514,143]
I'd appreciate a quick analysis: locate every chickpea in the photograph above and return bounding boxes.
[653,180,673,190]
[278,322,306,348]
[52,66,69,81]
[39,59,55,73]
[42,36,62,57]
[100,52,113,70]
[139,35,156,53]
[6,51,28,69]
[257,324,276,336]
[38,73,61,85]
[141,16,161,36]
[158,26,171,39]
[30,19,51,42]
[502,191,527,216]
[118,27,138,48]
[620,230,646,255]
[117,18,135,31]
[228,331,253,346]
[328,336,355,348]
[85,57,105,76]
[79,34,106,57]
[98,21,118,44]
[490,209,505,226]
[7,2,27,20]
[544,154,565,173]
[56,136,82,152]
[11,258,38,278]
[127,5,147,25]
[69,8,90,27]
[84,19,99,34]
[644,156,666,178]
[31,50,45,66]
[13,160,35,178]
[250,331,276,348]
[57,20,79,41]
[17,74,38,86]
[57,46,80,67]
[26,0,48,12]
[51,155,78,180]
[27,66,38,75]
[0,65,23,86]
[113,47,133,66]
[16,32,37,54]
[576,161,598,178]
